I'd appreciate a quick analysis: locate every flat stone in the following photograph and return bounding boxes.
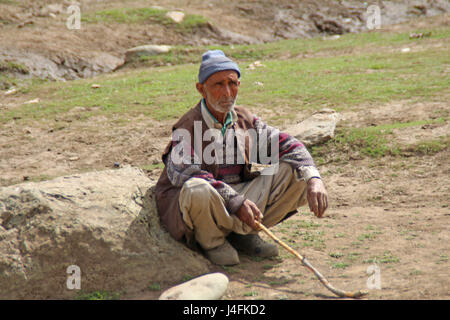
[286,108,340,146]
[166,11,185,23]
[125,45,172,63]
[159,273,229,300]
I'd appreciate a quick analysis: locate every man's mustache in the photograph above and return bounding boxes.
[217,97,236,105]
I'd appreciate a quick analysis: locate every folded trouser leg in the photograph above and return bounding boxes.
[179,163,308,250]
[263,162,309,227]
[232,162,308,229]
[179,178,251,250]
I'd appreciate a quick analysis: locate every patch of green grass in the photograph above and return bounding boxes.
[401,229,419,240]
[281,237,299,249]
[436,254,448,264]
[298,230,326,250]
[403,136,450,155]
[0,61,29,90]
[268,278,290,286]
[28,174,54,183]
[347,252,362,262]
[177,13,209,32]
[364,251,400,264]
[331,262,350,269]
[221,265,238,274]
[82,7,209,33]
[298,221,321,229]
[312,118,449,160]
[409,269,424,276]
[0,0,17,5]
[243,291,258,297]
[357,233,377,241]
[181,274,194,282]
[82,7,170,24]
[0,60,29,74]
[329,252,345,259]
[247,256,265,262]
[2,63,200,124]
[235,48,449,113]
[262,263,274,270]
[351,241,362,248]
[0,74,17,90]
[75,290,121,300]
[148,283,161,291]
[334,232,346,238]
[333,127,393,158]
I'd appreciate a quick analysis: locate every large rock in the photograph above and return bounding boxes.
[0,166,210,299]
[286,108,340,146]
[0,48,125,81]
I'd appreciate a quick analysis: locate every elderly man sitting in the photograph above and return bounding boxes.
[155,50,328,265]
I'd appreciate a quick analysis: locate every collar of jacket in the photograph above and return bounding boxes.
[201,98,238,135]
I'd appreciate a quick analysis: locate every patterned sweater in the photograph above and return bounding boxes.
[165,99,321,215]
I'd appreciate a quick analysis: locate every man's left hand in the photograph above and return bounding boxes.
[307,178,328,218]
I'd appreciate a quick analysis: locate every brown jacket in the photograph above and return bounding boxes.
[155,101,259,244]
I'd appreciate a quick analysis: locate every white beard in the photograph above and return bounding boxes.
[206,91,237,114]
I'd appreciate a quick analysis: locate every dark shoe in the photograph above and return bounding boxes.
[204,240,240,266]
[227,232,278,258]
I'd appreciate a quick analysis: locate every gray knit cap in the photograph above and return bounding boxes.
[198,50,240,84]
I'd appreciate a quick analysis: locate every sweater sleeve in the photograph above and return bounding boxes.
[253,115,321,181]
[165,140,245,214]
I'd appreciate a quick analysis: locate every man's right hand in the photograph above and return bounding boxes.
[235,199,263,230]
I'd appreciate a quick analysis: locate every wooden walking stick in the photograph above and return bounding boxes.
[255,220,368,298]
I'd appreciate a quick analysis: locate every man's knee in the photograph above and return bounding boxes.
[259,161,294,178]
[271,162,296,180]
[180,178,217,202]
[278,162,295,176]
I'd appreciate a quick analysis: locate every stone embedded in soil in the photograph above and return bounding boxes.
[166,11,185,23]
[125,45,172,63]
[159,273,229,300]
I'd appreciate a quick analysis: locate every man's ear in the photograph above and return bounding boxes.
[196,82,207,99]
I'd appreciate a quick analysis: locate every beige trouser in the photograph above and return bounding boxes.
[179,162,308,250]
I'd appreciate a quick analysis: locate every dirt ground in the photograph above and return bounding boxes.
[0,1,449,300]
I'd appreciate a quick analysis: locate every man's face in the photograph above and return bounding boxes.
[197,70,240,114]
